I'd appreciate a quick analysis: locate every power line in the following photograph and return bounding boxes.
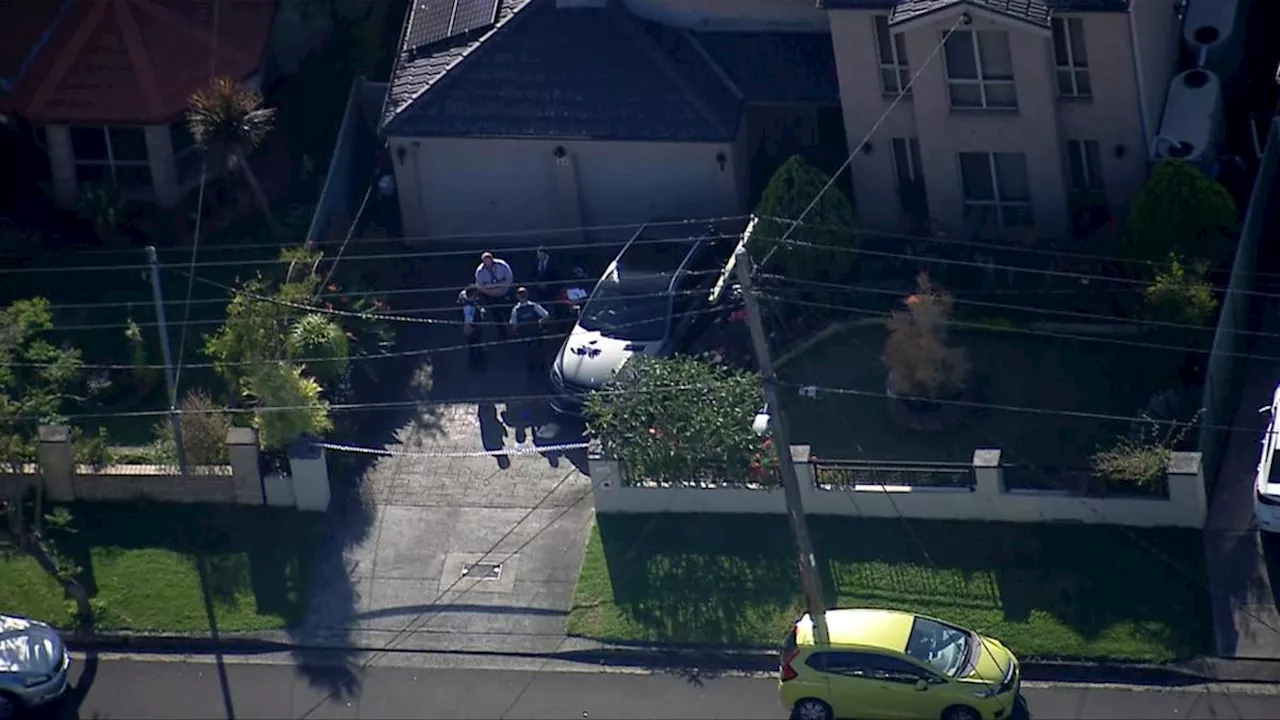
[764,273,1280,340]
[9,304,728,371]
[762,294,1280,366]
[0,220,750,275]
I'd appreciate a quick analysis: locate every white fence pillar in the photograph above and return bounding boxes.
[289,436,330,512]
[972,449,1002,500]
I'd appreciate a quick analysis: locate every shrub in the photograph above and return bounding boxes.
[152,390,232,465]
[584,355,774,486]
[245,362,333,450]
[1144,254,1218,326]
[287,312,350,383]
[1124,158,1237,266]
[1091,410,1200,492]
[883,273,970,399]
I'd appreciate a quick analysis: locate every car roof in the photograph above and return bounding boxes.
[794,608,916,652]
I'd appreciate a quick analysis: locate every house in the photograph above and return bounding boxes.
[381,0,844,241]
[0,0,276,209]
[384,0,1196,244]
[825,0,1183,239]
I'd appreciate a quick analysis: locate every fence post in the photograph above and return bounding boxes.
[1166,451,1207,528]
[289,435,330,512]
[227,427,263,506]
[37,425,76,502]
[791,445,815,505]
[972,449,1003,499]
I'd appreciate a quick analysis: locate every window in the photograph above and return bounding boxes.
[860,654,939,684]
[959,152,1032,238]
[904,616,971,677]
[874,16,911,95]
[1066,139,1104,192]
[69,126,152,191]
[892,137,929,222]
[1052,17,1091,98]
[943,30,1016,109]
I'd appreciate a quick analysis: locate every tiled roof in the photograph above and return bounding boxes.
[2,0,274,125]
[382,0,738,141]
[691,31,840,105]
[819,0,1130,22]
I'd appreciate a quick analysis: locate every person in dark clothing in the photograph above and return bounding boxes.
[458,284,486,367]
[529,246,561,303]
[508,286,550,373]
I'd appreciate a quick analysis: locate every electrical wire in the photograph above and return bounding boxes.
[757,15,968,269]
[763,273,1280,341]
[0,220,750,275]
[170,0,221,406]
[761,294,1280,366]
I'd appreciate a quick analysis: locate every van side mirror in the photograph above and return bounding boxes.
[915,679,929,691]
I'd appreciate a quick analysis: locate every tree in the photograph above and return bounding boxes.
[1124,159,1237,266]
[0,299,86,469]
[1144,254,1218,326]
[883,273,970,400]
[584,356,775,486]
[752,155,857,286]
[245,362,333,451]
[187,77,278,227]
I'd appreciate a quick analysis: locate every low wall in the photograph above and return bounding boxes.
[70,465,237,504]
[592,447,1208,528]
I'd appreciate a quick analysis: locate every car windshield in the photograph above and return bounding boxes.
[904,617,971,677]
[578,271,672,342]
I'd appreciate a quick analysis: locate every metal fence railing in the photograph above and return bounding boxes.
[812,459,974,490]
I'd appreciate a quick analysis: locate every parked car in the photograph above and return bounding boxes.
[0,614,71,718]
[1254,382,1280,532]
[779,608,1019,720]
[549,219,745,416]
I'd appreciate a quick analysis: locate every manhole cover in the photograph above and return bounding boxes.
[461,562,502,580]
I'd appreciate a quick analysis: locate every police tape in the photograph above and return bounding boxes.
[315,440,591,459]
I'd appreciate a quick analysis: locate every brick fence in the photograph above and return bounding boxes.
[591,446,1207,528]
[0,426,331,511]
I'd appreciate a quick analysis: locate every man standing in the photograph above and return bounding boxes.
[530,246,560,301]
[458,284,485,367]
[509,287,550,373]
[475,251,515,331]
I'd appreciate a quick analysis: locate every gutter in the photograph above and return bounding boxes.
[1128,2,1155,157]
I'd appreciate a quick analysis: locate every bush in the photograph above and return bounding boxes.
[1091,410,1200,492]
[883,273,970,399]
[1124,158,1237,266]
[584,355,774,486]
[1144,254,1218,326]
[152,390,232,465]
[246,362,333,450]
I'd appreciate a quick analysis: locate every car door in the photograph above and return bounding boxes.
[819,651,903,720]
[860,653,950,719]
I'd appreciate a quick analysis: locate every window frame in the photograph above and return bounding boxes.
[1052,17,1092,99]
[69,125,152,191]
[1066,139,1105,192]
[959,151,1033,238]
[944,30,1018,110]
[891,137,924,185]
[874,15,912,96]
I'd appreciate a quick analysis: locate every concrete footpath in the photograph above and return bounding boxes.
[40,655,1280,720]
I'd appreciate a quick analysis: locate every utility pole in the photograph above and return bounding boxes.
[733,244,829,644]
[145,246,188,476]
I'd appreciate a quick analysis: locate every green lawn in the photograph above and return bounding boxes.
[779,324,1185,468]
[566,514,1213,663]
[0,503,322,632]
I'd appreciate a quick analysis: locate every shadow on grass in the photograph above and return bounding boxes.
[589,514,1213,661]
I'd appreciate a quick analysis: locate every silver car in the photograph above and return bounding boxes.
[0,614,70,718]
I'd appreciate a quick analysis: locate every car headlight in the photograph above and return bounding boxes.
[22,674,51,687]
[973,687,999,699]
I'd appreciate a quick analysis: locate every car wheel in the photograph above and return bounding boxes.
[791,698,833,720]
[942,705,982,720]
[0,692,18,720]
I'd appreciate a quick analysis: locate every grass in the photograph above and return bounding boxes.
[779,324,1186,468]
[0,503,322,632]
[566,514,1214,662]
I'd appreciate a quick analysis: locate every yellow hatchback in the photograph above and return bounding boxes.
[778,609,1020,720]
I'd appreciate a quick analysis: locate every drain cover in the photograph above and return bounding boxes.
[461,562,502,580]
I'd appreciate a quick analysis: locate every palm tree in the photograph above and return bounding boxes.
[186,77,278,228]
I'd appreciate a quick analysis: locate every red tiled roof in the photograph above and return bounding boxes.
[5,0,275,125]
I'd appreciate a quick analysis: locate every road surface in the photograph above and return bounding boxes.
[37,654,1280,719]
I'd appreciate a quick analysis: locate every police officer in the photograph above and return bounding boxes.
[458,284,486,366]
[508,286,550,373]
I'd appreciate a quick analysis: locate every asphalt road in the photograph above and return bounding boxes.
[29,654,1280,719]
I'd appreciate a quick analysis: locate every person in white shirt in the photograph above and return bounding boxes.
[509,287,550,373]
[475,251,515,336]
